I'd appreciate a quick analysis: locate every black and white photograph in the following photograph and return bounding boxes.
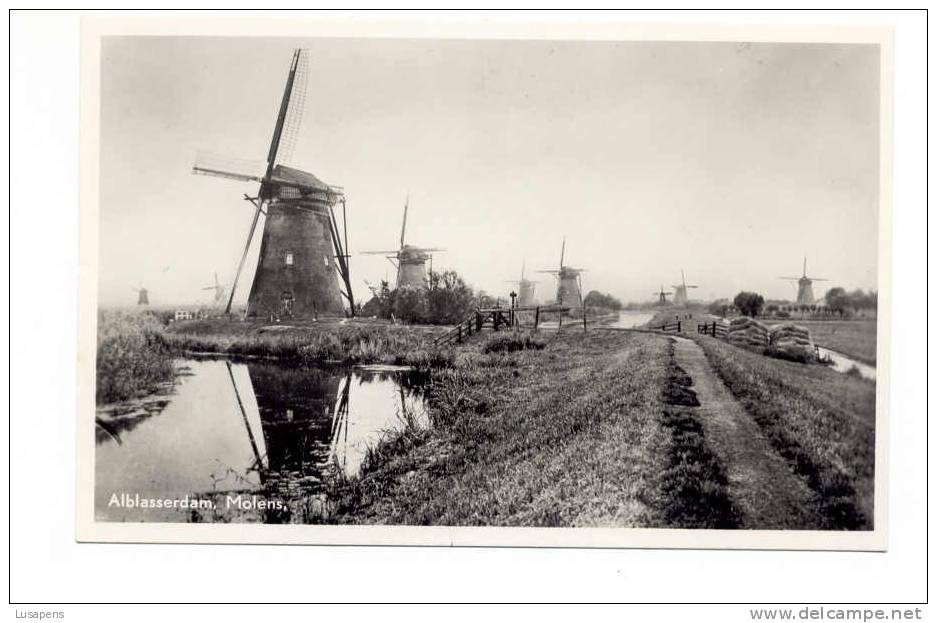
[75,19,891,550]
[9,7,933,613]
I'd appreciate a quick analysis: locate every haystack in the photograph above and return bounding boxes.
[727,317,769,347]
[768,322,814,356]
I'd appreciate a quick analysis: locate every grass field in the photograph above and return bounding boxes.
[692,335,876,529]
[323,330,741,527]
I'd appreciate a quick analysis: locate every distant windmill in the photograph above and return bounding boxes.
[361,195,445,289]
[538,238,585,309]
[192,48,354,319]
[133,286,149,306]
[780,257,829,306]
[652,284,672,305]
[202,272,227,305]
[505,261,539,307]
[671,269,698,306]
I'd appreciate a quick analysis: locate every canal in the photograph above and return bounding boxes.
[95,358,428,523]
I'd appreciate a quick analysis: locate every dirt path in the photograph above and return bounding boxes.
[670,337,823,529]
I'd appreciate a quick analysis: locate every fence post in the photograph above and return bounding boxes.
[457,325,462,344]
[582,310,587,332]
[677,320,682,333]
[534,307,540,330]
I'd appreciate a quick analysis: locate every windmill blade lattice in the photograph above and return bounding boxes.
[274,50,309,167]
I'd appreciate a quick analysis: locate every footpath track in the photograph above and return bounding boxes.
[670,336,824,529]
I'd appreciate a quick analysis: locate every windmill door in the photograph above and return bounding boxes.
[281,291,294,317]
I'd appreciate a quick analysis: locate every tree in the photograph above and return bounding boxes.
[393,285,427,323]
[733,291,765,317]
[583,290,623,311]
[476,290,498,310]
[361,280,396,318]
[425,270,475,324]
[847,288,877,313]
[824,287,851,318]
[708,299,731,317]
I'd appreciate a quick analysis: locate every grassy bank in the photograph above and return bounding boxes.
[323,329,740,527]
[96,310,175,404]
[163,318,454,368]
[692,335,876,529]
[97,314,456,406]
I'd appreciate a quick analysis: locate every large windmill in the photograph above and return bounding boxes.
[361,196,444,289]
[202,272,227,305]
[192,49,354,319]
[538,238,585,309]
[505,261,538,307]
[671,269,698,306]
[780,257,829,306]
[652,284,672,305]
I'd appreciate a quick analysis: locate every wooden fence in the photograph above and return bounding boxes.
[434,305,573,346]
[697,321,729,338]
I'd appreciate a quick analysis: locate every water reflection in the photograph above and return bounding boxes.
[95,359,428,522]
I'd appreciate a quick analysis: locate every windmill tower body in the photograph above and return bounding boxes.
[506,261,538,307]
[517,279,537,306]
[397,246,428,289]
[795,277,815,306]
[247,195,344,318]
[538,239,585,310]
[653,285,671,305]
[137,288,149,305]
[671,270,698,306]
[672,286,688,306]
[558,269,582,309]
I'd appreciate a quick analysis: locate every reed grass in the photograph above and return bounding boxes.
[164,319,454,368]
[96,310,175,404]
[480,331,548,354]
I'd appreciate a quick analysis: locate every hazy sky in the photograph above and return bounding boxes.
[99,36,880,307]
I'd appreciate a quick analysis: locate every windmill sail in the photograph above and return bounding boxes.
[273,50,309,168]
[192,151,266,184]
[265,49,309,175]
[400,195,409,248]
[192,48,354,318]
